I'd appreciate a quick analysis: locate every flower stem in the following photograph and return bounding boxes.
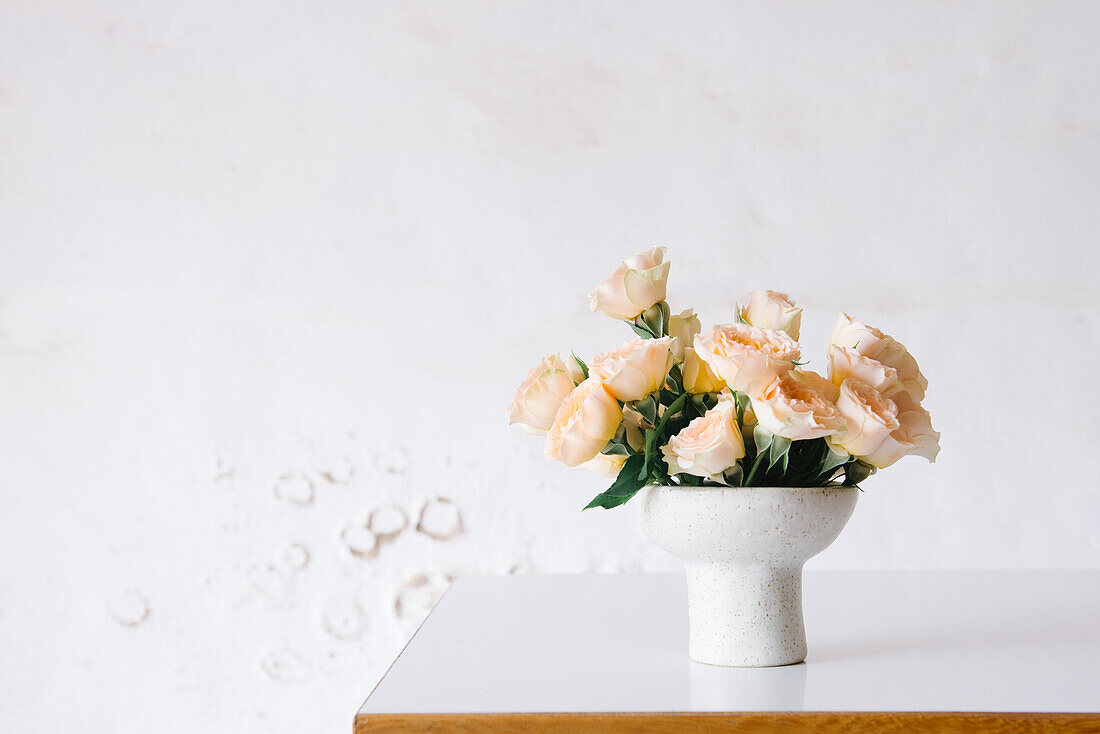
[744,450,768,487]
[642,391,690,482]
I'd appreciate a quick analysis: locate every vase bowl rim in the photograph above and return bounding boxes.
[647,484,856,494]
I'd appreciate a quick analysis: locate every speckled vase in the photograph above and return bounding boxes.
[641,485,858,667]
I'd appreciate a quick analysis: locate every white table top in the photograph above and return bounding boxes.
[359,570,1100,715]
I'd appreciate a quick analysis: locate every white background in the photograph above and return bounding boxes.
[2,1,1098,732]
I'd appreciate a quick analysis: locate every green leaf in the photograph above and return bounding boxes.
[652,391,690,436]
[601,443,631,456]
[721,463,744,487]
[768,435,792,470]
[733,391,751,426]
[634,394,659,426]
[819,446,850,477]
[629,321,656,339]
[733,391,751,411]
[640,429,657,480]
[641,391,690,481]
[753,424,774,456]
[666,363,683,392]
[638,302,667,338]
[571,352,589,380]
[649,308,665,337]
[584,454,647,510]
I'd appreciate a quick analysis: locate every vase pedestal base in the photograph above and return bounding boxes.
[685,563,806,667]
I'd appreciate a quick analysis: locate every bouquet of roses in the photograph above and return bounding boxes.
[508,248,940,510]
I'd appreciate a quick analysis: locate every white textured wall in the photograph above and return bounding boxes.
[2,1,1098,732]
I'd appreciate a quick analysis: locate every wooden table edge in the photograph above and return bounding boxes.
[353,711,1100,733]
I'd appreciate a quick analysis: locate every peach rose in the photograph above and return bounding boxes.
[589,337,673,402]
[827,346,901,395]
[587,247,671,320]
[694,324,801,395]
[829,378,901,457]
[892,391,940,463]
[545,378,623,467]
[668,309,700,363]
[581,452,628,477]
[740,290,802,340]
[681,347,726,395]
[508,354,579,434]
[751,370,845,441]
[830,313,928,400]
[661,395,746,480]
[859,390,940,468]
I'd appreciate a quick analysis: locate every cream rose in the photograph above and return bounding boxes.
[564,355,587,384]
[830,313,928,400]
[587,247,670,320]
[589,337,673,402]
[661,395,746,480]
[751,370,845,441]
[858,390,940,468]
[681,347,726,395]
[507,354,579,434]
[694,324,801,395]
[545,378,623,467]
[740,290,802,340]
[829,378,901,457]
[827,346,900,395]
[668,309,700,363]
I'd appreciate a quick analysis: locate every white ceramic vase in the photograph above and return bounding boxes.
[641,485,858,667]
